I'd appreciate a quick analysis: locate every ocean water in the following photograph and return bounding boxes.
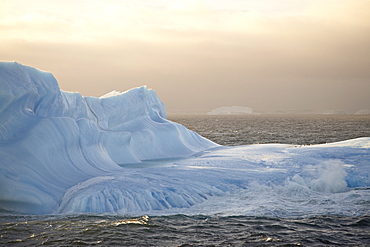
[1,114,370,246]
[170,114,370,146]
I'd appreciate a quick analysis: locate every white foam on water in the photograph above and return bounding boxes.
[308,160,348,193]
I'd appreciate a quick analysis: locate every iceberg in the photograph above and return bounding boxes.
[207,106,257,115]
[321,109,348,115]
[0,62,370,216]
[355,109,370,115]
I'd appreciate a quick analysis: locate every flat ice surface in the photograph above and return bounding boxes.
[0,62,369,216]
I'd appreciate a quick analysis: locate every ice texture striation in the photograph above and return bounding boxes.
[0,62,370,216]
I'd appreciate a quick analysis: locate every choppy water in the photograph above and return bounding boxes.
[1,114,370,246]
[170,114,370,146]
[1,213,369,246]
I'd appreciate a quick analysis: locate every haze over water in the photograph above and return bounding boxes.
[1,0,369,113]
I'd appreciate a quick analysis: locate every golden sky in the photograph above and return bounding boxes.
[1,0,369,113]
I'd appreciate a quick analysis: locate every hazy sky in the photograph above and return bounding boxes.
[1,0,369,113]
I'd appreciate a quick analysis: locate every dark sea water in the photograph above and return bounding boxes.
[169,114,370,146]
[1,213,369,246]
[1,114,370,246]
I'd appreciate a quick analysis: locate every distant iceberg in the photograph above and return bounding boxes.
[0,62,369,216]
[321,109,348,115]
[207,106,258,115]
[355,109,370,115]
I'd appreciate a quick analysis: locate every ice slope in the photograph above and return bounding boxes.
[0,62,369,216]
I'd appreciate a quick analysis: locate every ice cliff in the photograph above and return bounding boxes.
[0,62,217,214]
[0,62,369,216]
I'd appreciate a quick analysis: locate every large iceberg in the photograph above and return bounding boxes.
[1,62,369,216]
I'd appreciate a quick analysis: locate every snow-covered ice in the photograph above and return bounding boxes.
[0,62,369,216]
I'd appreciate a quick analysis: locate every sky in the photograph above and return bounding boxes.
[1,0,369,114]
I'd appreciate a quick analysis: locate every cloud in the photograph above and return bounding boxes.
[1,0,369,112]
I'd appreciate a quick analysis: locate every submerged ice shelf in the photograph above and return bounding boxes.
[0,62,369,216]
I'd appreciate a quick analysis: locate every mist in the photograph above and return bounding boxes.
[1,0,369,113]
